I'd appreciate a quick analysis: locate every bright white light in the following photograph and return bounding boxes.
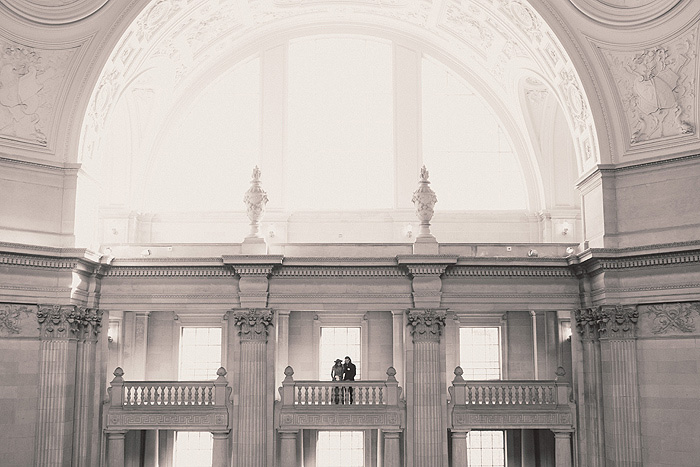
[468,431,505,467]
[179,327,222,380]
[459,327,501,380]
[319,327,361,380]
[317,431,364,467]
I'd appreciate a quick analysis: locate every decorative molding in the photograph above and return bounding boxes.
[0,0,110,25]
[603,26,697,145]
[452,410,573,429]
[639,302,700,335]
[105,267,233,277]
[445,267,575,277]
[278,410,402,429]
[0,303,37,336]
[0,39,78,147]
[596,305,638,339]
[0,252,79,269]
[106,412,227,429]
[232,308,273,341]
[407,309,446,342]
[273,267,406,277]
[232,265,275,276]
[570,0,683,27]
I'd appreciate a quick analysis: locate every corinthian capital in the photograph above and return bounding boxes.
[574,308,598,340]
[37,305,103,340]
[232,308,273,341]
[595,305,638,339]
[407,309,446,342]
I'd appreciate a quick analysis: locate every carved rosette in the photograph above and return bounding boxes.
[233,309,273,341]
[574,308,598,340]
[595,305,638,339]
[407,309,446,342]
[411,166,438,239]
[36,305,103,340]
[243,166,269,238]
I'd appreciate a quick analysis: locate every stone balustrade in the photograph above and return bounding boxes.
[455,380,566,406]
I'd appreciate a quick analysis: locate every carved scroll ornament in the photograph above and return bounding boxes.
[642,302,699,334]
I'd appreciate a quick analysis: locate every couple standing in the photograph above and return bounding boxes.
[331,356,356,404]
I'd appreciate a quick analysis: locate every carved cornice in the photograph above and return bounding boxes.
[595,305,639,339]
[36,305,102,340]
[0,253,78,270]
[232,308,273,341]
[407,309,446,343]
[273,267,406,277]
[573,244,700,273]
[105,267,233,277]
[445,267,574,277]
[232,265,275,276]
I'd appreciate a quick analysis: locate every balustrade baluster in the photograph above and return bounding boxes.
[379,386,384,404]
[372,386,376,404]
[304,386,309,405]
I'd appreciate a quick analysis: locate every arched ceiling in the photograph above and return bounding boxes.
[79,0,600,178]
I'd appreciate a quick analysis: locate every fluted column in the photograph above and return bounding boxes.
[450,430,469,467]
[383,430,402,467]
[34,305,81,466]
[407,309,446,467]
[596,305,642,466]
[278,431,298,467]
[233,308,273,467]
[72,308,103,467]
[552,431,573,467]
[574,308,605,467]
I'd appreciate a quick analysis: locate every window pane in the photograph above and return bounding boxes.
[319,327,361,379]
[286,35,394,210]
[460,327,501,380]
[468,431,505,467]
[179,327,222,380]
[422,55,528,210]
[174,432,213,467]
[317,431,364,467]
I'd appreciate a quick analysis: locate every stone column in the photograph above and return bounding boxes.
[574,307,605,467]
[278,431,298,467]
[233,308,273,467]
[383,430,402,467]
[106,431,126,467]
[596,305,642,466]
[552,431,573,467]
[407,309,446,467]
[34,305,81,466]
[391,310,405,388]
[72,308,103,467]
[276,310,291,393]
[212,431,230,467]
[450,430,469,467]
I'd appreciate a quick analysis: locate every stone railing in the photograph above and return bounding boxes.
[448,366,575,431]
[105,367,231,432]
[277,366,405,430]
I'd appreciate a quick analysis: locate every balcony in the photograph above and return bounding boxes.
[448,367,575,432]
[104,367,232,432]
[276,366,404,431]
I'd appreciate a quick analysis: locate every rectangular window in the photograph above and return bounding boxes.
[459,327,501,380]
[179,327,222,380]
[317,431,364,467]
[174,432,213,467]
[319,327,361,380]
[468,431,505,467]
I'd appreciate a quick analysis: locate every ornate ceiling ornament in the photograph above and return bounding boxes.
[603,26,697,145]
[0,0,110,25]
[569,0,683,27]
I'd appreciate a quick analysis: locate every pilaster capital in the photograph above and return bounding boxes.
[595,305,638,339]
[574,307,598,340]
[231,308,273,341]
[406,308,446,342]
[37,305,103,340]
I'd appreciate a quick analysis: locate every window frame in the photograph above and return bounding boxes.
[312,312,368,381]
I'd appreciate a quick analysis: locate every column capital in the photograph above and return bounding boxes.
[407,308,446,342]
[596,304,638,339]
[574,307,598,340]
[37,305,103,340]
[231,308,273,341]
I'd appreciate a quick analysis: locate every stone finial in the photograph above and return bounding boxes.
[386,366,397,382]
[407,309,446,342]
[555,366,566,381]
[453,366,465,382]
[411,165,438,241]
[112,367,124,382]
[216,367,227,379]
[233,308,273,341]
[243,166,268,239]
[283,366,294,382]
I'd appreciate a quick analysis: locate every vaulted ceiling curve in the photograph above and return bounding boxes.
[78,0,602,182]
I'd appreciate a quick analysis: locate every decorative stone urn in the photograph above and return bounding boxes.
[411,165,437,241]
[243,166,268,239]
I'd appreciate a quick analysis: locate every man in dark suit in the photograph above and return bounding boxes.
[342,356,356,404]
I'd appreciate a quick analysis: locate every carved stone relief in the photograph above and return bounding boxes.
[570,0,682,27]
[603,27,697,144]
[638,302,700,336]
[0,304,38,337]
[0,0,110,24]
[0,41,76,146]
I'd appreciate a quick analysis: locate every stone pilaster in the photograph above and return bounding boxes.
[278,431,298,467]
[34,305,81,467]
[573,307,605,467]
[450,430,469,467]
[595,305,642,467]
[72,308,103,467]
[233,308,273,467]
[407,308,446,467]
[383,430,402,467]
[552,431,573,467]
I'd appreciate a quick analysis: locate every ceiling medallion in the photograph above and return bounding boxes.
[569,0,683,27]
[0,0,110,25]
